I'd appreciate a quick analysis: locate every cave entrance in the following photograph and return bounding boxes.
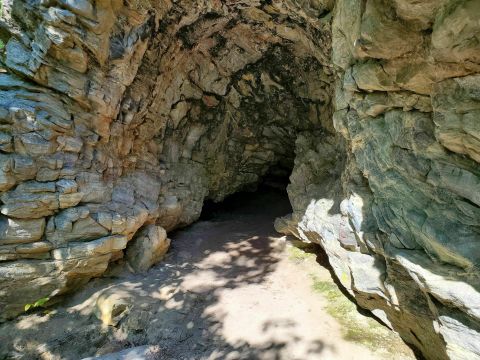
[200,161,293,222]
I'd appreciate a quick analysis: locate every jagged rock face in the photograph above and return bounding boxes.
[0,0,336,318]
[0,1,479,359]
[281,1,480,359]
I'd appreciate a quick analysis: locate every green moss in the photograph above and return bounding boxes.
[288,245,316,262]
[311,277,412,357]
[287,241,412,357]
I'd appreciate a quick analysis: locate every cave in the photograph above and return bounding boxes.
[200,175,293,225]
[1,1,480,359]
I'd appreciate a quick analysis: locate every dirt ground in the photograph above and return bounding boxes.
[0,189,416,360]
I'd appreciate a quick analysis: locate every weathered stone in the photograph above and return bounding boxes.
[0,255,112,321]
[18,133,57,156]
[348,252,387,299]
[46,207,109,246]
[432,74,480,163]
[36,167,60,181]
[57,136,83,153]
[0,217,45,245]
[76,172,112,203]
[52,235,128,260]
[57,0,94,19]
[332,0,363,69]
[82,346,160,360]
[0,181,58,218]
[94,288,133,326]
[126,225,170,273]
[12,155,37,181]
[0,155,15,191]
[352,62,400,92]
[15,241,53,254]
[0,133,13,152]
[427,162,480,207]
[357,0,423,59]
[432,0,480,64]
[0,1,479,358]
[58,192,83,209]
[393,0,447,30]
[56,179,78,194]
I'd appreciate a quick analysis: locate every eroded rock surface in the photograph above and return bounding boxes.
[0,1,479,359]
[126,224,170,273]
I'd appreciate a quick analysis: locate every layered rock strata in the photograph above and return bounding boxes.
[0,0,335,319]
[0,1,479,359]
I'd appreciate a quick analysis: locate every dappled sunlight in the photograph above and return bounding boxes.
[0,188,409,359]
[15,314,52,330]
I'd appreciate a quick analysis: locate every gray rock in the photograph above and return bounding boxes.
[52,235,128,260]
[15,241,53,254]
[0,217,45,245]
[0,1,479,358]
[0,155,15,192]
[82,346,160,360]
[57,0,94,19]
[18,133,57,156]
[46,208,109,246]
[126,225,170,273]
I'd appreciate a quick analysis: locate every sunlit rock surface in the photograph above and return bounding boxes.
[0,1,479,359]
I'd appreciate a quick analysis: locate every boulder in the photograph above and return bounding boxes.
[126,225,170,273]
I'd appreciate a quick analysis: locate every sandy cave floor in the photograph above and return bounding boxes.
[0,189,416,360]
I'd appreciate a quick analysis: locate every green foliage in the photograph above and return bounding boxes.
[24,297,50,312]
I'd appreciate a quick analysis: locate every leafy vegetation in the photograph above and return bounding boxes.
[24,297,50,312]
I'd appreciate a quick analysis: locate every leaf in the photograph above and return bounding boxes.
[24,297,50,312]
[33,297,49,307]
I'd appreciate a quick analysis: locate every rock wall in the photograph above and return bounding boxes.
[0,0,336,319]
[279,1,480,359]
[0,1,479,359]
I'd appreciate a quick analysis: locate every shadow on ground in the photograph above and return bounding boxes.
[0,188,336,360]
